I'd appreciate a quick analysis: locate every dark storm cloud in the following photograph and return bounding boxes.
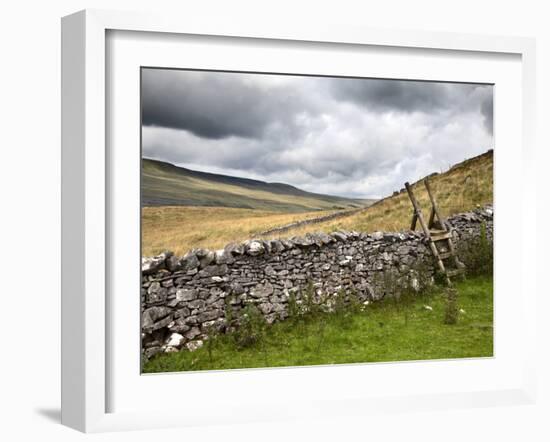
[141,69,315,140]
[142,69,493,199]
[330,78,493,128]
[330,79,468,112]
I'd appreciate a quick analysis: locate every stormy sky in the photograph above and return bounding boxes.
[141,68,493,199]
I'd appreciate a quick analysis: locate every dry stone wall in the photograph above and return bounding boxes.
[254,206,366,237]
[141,206,493,359]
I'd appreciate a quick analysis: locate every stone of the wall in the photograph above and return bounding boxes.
[141,205,493,360]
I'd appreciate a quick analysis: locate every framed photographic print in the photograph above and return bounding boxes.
[61,9,537,433]
[139,67,495,373]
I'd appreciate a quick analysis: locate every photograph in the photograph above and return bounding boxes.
[140,68,494,373]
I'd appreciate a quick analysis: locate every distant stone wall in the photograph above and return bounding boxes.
[141,206,493,359]
[254,206,366,237]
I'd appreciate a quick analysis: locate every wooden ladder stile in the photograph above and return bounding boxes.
[423,179,464,272]
[405,179,465,286]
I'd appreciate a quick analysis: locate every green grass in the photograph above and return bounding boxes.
[143,276,493,373]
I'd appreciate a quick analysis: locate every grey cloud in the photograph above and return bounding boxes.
[330,78,493,121]
[480,90,494,133]
[331,79,459,112]
[330,79,496,140]
[142,69,317,140]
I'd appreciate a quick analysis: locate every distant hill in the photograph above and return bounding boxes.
[142,158,375,212]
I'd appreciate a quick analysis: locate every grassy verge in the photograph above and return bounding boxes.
[143,276,493,373]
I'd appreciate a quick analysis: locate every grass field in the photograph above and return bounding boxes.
[142,151,493,256]
[143,276,493,373]
[142,206,340,256]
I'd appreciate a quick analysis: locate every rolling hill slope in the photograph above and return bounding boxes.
[142,158,374,212]
[261,149,494,238]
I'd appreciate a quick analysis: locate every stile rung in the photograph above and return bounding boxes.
[430,233,451,241]
[446,268,464,277]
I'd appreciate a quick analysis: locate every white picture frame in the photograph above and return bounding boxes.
[61,9,537,433]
